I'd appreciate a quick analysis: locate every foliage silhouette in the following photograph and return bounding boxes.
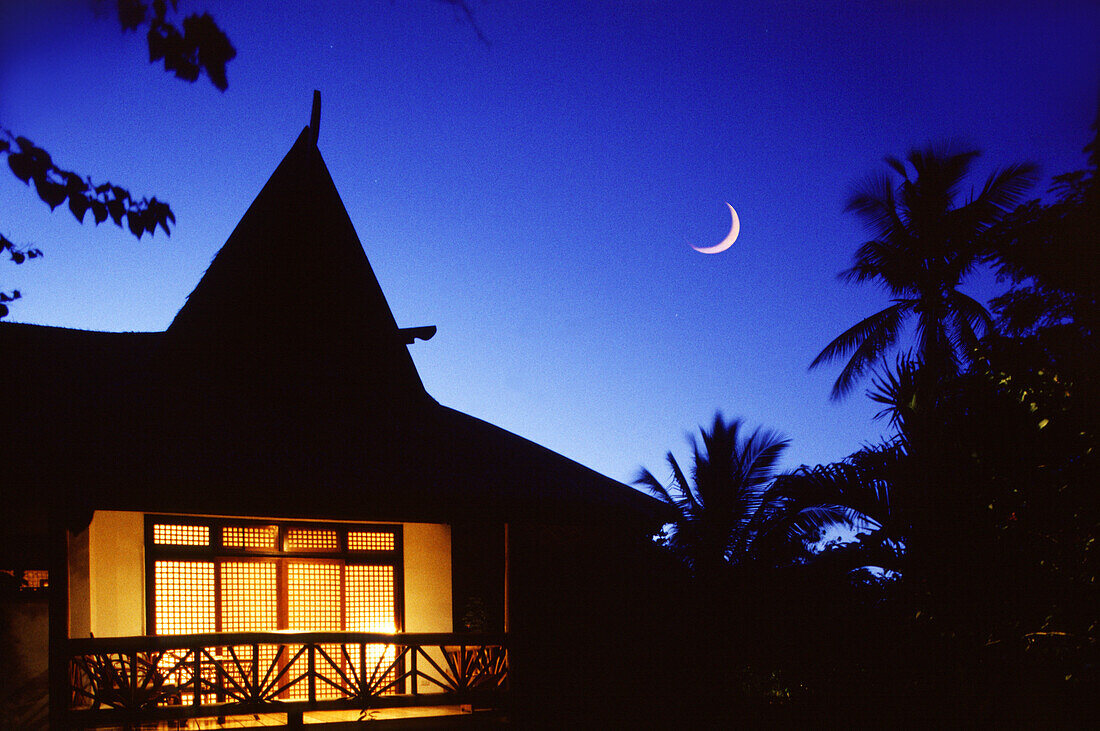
[637,413,897,576]
[636,413,789,575]
[810,145,1037,398]
[679,124,1096,722]
[985,106,1099,339]
[115,0,236,91]
[0,0,234,317]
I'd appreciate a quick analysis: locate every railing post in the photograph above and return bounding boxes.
[359,642,366,699]
[252,643,259,694]
[308,643,316,703]
[410,644,417,696]
[192,645,202,709]
[129,652,138,706]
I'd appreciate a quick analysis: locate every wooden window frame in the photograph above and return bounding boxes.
[145,516,404,636]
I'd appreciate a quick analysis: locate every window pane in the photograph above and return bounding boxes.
[346,565,396,633]
[222,525,278,550]
[348,531,396,552]
[346,565,398,695]
[154,560,215,634]
[221,561,278,631]
[285,528,339,552]
[287,562,342,630]
[286,562,343,700]
[153,524,210,546]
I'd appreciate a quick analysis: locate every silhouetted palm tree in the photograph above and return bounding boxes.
[760,460,898,570]
[636,414,789,574]
[811,146,1037,398]
[638,414,899,575]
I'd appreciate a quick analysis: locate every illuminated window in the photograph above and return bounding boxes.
[285,528,339,552]
[154,561,216,634]
[146,518,402,644]
[223,525,278,550]
[0,569,49,592]
[288,562,342,630]
[349,531,396,552]
[221,561,278,631]
[346,565,396,632]
[153,523,210,546]
[23,570,49,589]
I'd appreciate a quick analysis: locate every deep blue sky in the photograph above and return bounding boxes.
[2,1,1098,487]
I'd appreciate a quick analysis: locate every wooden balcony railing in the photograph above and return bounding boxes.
[66,631,507,727]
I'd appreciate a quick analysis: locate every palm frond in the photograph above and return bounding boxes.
[946,289,994,357]
[974,162,1039,215]
[815,302,910,399]
[914,306,959,378]
[810,301,908,369]
[906,145,980,205]
[634,468,678,507]
[866,353,921,431]
[883,155,909,181]
[739,429,790,489]
[772,462,891,527]
[666,452,700,513]
[841,239,918,295]
[845,172,910,242]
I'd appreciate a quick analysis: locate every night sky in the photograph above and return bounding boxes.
[2,1,1098,487]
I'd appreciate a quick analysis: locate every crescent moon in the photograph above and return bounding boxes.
[691,203,740,254]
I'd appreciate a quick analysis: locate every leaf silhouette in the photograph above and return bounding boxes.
[37,180,68,210]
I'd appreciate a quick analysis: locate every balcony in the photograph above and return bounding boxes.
[66,631,507,728]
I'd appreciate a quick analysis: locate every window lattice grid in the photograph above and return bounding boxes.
[220,561,278,632]
[347,531,396,552]
[287,562,342,631]
[153,523,210,546]
[346,565,399,696]
[154,561,215,635]
[285,528,339,552]
[285,561,344,700]
[345,565,396,633]
[222,525,279,550]
[23,569,49,589]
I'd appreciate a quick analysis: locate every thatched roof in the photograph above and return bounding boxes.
[1,121,667,549]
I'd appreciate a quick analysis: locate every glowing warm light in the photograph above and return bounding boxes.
[153,523,210,546]
[24,569,48,589]
[349,531,396,551]
[288,562,342,630]
[285,528,339,551]
[223,525,278,549]
[347,565,397,632]
[154,561,215,634]
[221,562,278,631]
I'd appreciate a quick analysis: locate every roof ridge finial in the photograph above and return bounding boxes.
[309,90,321,145]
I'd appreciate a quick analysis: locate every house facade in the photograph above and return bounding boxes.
[1,102,667,728]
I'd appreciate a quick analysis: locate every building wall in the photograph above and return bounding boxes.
[89,511,146,637]
[402,522,452,633]
[72,512,452,638]
[67,529,90,639]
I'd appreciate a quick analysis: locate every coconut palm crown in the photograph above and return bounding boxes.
[636,414,791,572]
[811,146,1037,399]
[638,413,901,573]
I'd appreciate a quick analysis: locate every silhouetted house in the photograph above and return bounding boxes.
[1,102,667,728]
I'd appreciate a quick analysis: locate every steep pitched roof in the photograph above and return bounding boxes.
[165,124,428,405]
[1,118,670,543]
